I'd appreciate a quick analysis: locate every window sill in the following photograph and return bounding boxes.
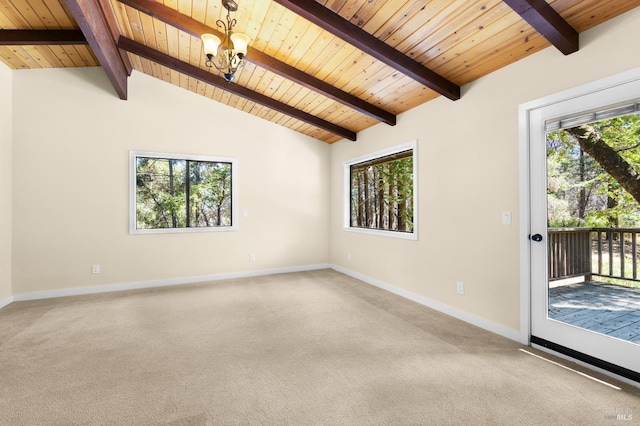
[343,226,417,241]
[130,226,237,235]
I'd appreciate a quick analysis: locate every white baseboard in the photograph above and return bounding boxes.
[11,264,331,303]
[0,295,13,309]
[6,264,524,346]
[330,264,525,344]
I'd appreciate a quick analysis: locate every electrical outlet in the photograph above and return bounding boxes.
[249,253,256,262]
[347,252,352,261]
[92,264,101,274]
[456,281,464,295]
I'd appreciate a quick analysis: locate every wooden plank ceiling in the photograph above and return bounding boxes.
[1,0,639,143]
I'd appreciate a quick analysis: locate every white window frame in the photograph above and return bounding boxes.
[129,151,237,234]
[343,140,418,240]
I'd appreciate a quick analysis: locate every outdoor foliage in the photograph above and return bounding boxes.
[136,157,232,229]
[350,151,413,232]
[546,113,640,228]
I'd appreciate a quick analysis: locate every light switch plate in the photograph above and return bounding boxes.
[502,211,511,225]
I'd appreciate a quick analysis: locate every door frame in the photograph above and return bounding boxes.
[518,67,640,354]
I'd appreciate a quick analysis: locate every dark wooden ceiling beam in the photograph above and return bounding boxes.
[97,0,133,75]
[117,37,357,141]
[0,30,87,45]
[117,0,395,126]
[272,0,460,101]
[65,0,128,99]
[503,0,578,55]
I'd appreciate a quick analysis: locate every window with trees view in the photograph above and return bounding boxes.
[130,152,235,233]
[344,141,417,239]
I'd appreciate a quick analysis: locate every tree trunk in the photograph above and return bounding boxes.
[398,198,407,231]
[607,193,619,229]
[398,177,407,231]
[356,172,364,226]
[566,126,640,204]
[377,167,384,229]
[388,173,395,230]
[578,147,587,221]
[364,170,370,227]
[168,160,178,228]
[215,176,228,226]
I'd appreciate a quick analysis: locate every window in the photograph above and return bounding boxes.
[344,141,418,239]
[130,152,236,234]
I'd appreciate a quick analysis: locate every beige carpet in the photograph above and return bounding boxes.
[0,269,638,425]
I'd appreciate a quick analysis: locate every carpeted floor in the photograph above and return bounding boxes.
[0,269,638,425]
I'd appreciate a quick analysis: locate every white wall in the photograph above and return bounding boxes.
[0,62,11,302]
[330,7,640,336]
[11,69,330,295]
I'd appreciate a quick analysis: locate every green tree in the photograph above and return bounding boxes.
[547,114,640,228]
[136,158,187,229]
[350,153,413,232]
[565,116,640,205]
[135,157,231,229]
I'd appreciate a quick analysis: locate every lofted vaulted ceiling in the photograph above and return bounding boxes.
[1,0,639,143]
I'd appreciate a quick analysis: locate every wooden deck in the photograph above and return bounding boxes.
[549,282,640,344]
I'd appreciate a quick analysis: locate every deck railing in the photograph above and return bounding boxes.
[548,228,592,281]
[548,228,640,282]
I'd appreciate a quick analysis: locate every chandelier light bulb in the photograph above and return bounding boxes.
[230,33,250,58]
[201,33,221,60]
